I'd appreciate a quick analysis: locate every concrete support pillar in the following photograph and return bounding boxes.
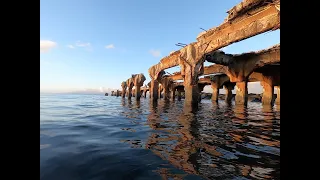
[162,85,170,100]
[171,88,176,101]
[143,90,147,98]
[211,82,219,103]
[261,79,274,106]
[224,83,235,104]
[235,81,248,106]
[179,43,205,108]
[126,79,134,99]
[121,89,126,98]
[134,85,142,100]
[158,86,162,99]
[177,90,182,101]
[121,82,127,98]
[128,87,133,99]
[184,85,200,106]
[131,89,135,97]
[275,86,280,105]
[198,84,205,103]
[150,79,159,100]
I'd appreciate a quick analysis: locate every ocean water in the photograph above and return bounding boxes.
[40,93,280,180]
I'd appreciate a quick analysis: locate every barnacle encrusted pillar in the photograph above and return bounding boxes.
[235,81,248,106]
[224,82,235,104]
[179,43,206,106]
[121,81,127,98]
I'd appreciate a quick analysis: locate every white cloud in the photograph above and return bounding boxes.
[40,40,57,53]
[67,45,75,49]
[149,49,161,57]
[75,41,91,47]
[105,44,115,49]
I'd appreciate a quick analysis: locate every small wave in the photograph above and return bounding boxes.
[40,144,51,149]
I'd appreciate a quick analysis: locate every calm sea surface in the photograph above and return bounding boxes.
[40,93,280,180]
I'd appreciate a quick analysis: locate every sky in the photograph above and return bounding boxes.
[40,0,280,94]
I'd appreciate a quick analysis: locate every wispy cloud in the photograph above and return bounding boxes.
[40,40,57,53]
[149,49,161,57]
[105,44,115,49]
[66,41,92,51]
[75,41,91,47]
[67,45,75,49]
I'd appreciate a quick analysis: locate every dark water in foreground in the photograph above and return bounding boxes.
[40,94,280,180]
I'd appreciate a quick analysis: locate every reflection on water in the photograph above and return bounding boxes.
[40,94,280,180]
[146,100,280,179]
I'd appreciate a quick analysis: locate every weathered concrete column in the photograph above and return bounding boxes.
[150,79,159,100]
[179,43,206,107]
[275,86,280,105]
[160,77,172,100]
[177,90,182,101]
[224,82,235,104]
[235,81,248,106]
[132,73,146,101]
[211,82,219,103]
[209,74,230,103]
[135,86,141,99]
[129,89,133,98]
[198,84,206,103]
[184,84,200,105]
[158,85,162,99]
[126,78,134,99]
[143,90,147,98]
[261,78,274,106]
[121,81,127,98]
[171,88,176,101]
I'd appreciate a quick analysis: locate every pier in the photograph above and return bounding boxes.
[118,0,280,108]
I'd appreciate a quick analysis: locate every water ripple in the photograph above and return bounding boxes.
[40,94,280,180]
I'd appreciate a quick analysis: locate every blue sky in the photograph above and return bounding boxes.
[40,0,280,93]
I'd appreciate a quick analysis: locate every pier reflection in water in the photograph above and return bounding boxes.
[143,99,280,180]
